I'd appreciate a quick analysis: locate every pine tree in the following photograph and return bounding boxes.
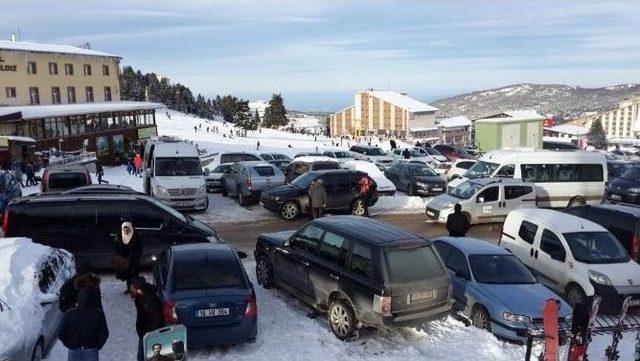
[235,101,255,132]
[262,93,288,128]
[587,119,607,149]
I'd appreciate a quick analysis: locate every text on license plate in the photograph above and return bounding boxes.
[427,211,435,218]
[610,194,622,200]
[177,201,190,207]
[410,290,436,303]
[196,308,230,317]
[431,188,442,191]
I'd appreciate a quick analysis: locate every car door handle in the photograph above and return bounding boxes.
[300,260,310,267]
[530,248,534,257]
[330,274,340,280]
[534,250,538,259]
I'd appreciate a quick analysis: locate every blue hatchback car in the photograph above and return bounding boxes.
[152,243,257,348]
[432,237,572,342]
[0,172,22,213]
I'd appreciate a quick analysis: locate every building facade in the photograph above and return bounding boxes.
[568,97,640,139]
[474,110,544,152]
[329,90,437,138]
[0,41,121,106]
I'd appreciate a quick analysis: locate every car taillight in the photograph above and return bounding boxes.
[631,234,640,261]
[245,291,257,318]
[163,300,178,324]
[245,178,253,190]
[373,294,392,315]
[2,210,9,233]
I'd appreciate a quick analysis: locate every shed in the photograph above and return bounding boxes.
[474,110,545,152]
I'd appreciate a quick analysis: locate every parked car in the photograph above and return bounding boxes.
[433,144,473,161]
[259,153,291,162]
[463,148,482,158]
[153,243,257,347]
[349,145,394,169]
[2,193,222,269]
[384,162,446,197]
[221,161,285,206]
[323,150,355,164]
[284,156,340,184]
[41,166,92,194]
[445,159,477,181]
[260,169,378,220]
[420,147,449,162]
[270,159,291,173]
[60,184,139,195]
[563,204,640,263]
[607,160,633,181]
[543,141,579,150]
[219,152,261,164]
[391,148,435,164]
[0,172,22,213]
[254,216,453,340]
[204,163,232,193]
[606,166,640,205]
[294,152,323,158]
[432,237,572,342]
[426,179,536,225]
[0,238,75,361]
[343,160,396,196]
[500,209,640,314]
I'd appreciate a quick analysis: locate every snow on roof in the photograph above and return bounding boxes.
[476,110,544,123]
[546,124,588,136]
[292,156,337,163]
[410,126,439,132]
[0,101,163,119]
[0,40,120,58]
[0,135,36,142]
[437,116,471,128]
[366,90,438,113]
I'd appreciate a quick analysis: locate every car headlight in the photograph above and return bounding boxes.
[207,235,219,243]
[588,270,612,285]
[197,185,206,195]
[272,196,280,201]
[154,185,169,196]
[627,187,640,193]
[415,182,428,188]
[503,312,531,323]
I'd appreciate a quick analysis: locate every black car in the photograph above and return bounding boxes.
[254,216,453,340]
[384,162,446,196]
[564,204,640,263]
[607,160,633,181]
[284,159,341,184]
[260,170,378,220]
[219,152,261,163]
[606,166,640,204]
[2,193,221,269]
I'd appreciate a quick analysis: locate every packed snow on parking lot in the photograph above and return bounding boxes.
[41,262,637,361]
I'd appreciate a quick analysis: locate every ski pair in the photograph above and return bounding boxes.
[567,296,601,361]
[605,296,632,361]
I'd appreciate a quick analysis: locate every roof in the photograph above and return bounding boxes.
[0,101,162,120]
[365,90,438,113]
[480,149,606,164]
[510,209,606,233]
[313,216,425,245]
[410,126,439,132]
[0,40,120,58]
[433,237,509,255]
[237,161,276,167]
[437,116,471,129]
[588,204,640,217]
[467,177,527,186]
[546,124,588,136]
[291,156,337,163]
[153,142,199,157]
[475,110,545,123]
[171,243,236,261]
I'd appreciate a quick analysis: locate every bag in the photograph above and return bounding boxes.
[114,255,130,281]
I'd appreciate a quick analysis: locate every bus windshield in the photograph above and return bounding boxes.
[463,161,500,179]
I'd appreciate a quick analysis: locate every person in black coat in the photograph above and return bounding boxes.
[129,276,165,361]
[446,203,470,237]
[402,148,411,159]
[114,222,143,293]
[58,287,109,361]
[59,273,102,313]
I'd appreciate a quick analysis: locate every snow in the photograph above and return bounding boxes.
[0,40,119,58]
[366,91,438,113]
[0,101,163,119]
[546,124,588,136]
[437,116,471,129]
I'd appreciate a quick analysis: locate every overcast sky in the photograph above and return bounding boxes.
[1,0,639,111]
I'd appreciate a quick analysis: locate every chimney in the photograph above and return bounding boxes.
[10,33,16,42]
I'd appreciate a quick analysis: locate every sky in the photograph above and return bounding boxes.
[1,0,639,111]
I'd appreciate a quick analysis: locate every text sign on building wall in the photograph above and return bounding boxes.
[0,55,18,72]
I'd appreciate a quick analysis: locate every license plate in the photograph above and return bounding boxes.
[426,211,435,218]
[610,194,622,201]
[431,188,443,192]
[176,201,190,207]
[629,299,640,307]
[411,290,435,302]
[196,308,229,317]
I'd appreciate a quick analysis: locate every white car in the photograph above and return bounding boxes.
[204,163,232,192]
[500,209,640,312]
[391,147,436,164]
[322,149,355,164]
[445,159,477,181]
[0,238,75,361]
[349,145,395,169]
[343,160,396,195]
[419,147,448,163]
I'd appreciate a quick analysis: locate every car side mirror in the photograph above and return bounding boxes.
[237,251,248,259]
[284,238,291,247]
[455,271,470,280]
[40,293,58,306]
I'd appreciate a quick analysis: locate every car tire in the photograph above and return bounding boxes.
[239,190,248,207]
[280,202,299,220]
[256,255,274,289]
[221,184,228,197]
[350,198,367,217]
[328,299,359,341]
[31,340,43,361]
[408,184,416,196]
[565,284,587,306]
[471,306,491,331]
[567,196,586,208]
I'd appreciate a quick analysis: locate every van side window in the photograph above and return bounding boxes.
[75,205,97,226]
[540,229,566,261]
[496,164,515,178]
[318,231,348,267]
[349,243,373,279]
[291,225,324,255]
[96,204,123,229]
[518,220,538,244]
[132,205,165,229]
[505,186,533,200]
[477,186,499,203]
[521,164,603,183]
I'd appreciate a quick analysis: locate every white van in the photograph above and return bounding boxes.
[500,209,640,312]
[142,139,208,211]
[448,150,607,208]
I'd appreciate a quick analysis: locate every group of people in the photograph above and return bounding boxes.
[307,175,374,219]
[10,160,39,187]
[57,222,168,361]
[126,153,144,177]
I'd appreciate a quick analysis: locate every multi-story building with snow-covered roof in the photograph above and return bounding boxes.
[567,96,640,139]
[329,90,437,138]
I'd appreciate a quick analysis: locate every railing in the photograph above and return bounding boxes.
[49,151,98,167]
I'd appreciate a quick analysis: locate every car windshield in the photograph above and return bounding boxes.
[563,232,630,264]
[334,151,352,158]
[174,258,245,291]
[48,172,87,190]
[386,245,444,283]
[469,255,537,284]
[213,164,231,173]
[408,165,437,177]
[272,153,291,160]
[464,161,500,179]
[365,148,386,156]
[448,181,483,199]
[610,163,632,178]
[606,153,623,161]
[155,157,202,176]
[425,148,442,156]
[291,172,318,188]
[260,154,274,161]
[409,149,423,157]
[148,198,188,223]
[620,167,640,181]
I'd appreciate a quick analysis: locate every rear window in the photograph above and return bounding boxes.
[253,166,275,177]
[220,153,260,163]
[312,162,340,171]
[386,245,444,283]
[174,259,245,290]
[48,172,88,190]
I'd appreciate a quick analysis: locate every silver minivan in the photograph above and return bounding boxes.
[221,161,285,206]
[426,178,537,224]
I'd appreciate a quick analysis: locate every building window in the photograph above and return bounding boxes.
[102,65,109,76]
[29,87,40,105]
[104,86,112,101]
[27,61,37,74]
[49,62,58,75]
[51,87,61,104]
[83,64,92,76]
[5,87,16,98]
[64,63,74,75]
[85,86,94,102]
[67,87,76,104]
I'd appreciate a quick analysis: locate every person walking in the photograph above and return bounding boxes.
[129,276,165,361]
[59,272,102,313]
[446,203,470,237]
[389,139,396,150]
[12,161,24,187]
[95,161,108,185]
[114,222,143,294]
[357,175,374,217]
[57,287,109,361]
[256,141,260,150]
[402,148,411,159]
[308,178,326,219]
[133,154,143,177]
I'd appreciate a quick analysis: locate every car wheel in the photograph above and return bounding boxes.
[471,306,491,331]
[239,191,248,207]
[328,299,359,341]
[31,341,43,361]
[567,196,586,208]
[221,184,228,197]
[565,284,587,306]
[256,255,274,289]
[408,183,416,196]
[350,198,366,217]
[280,202,299,220]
